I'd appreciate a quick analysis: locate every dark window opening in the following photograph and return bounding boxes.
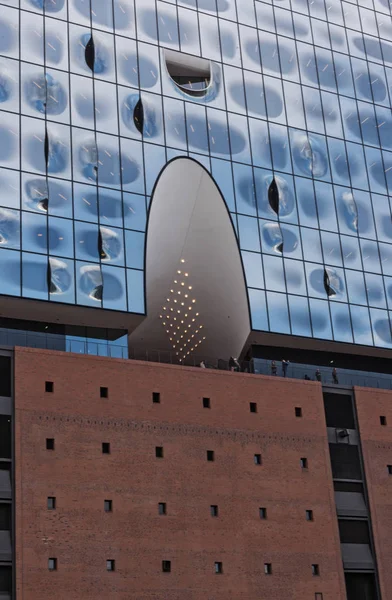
[203,397,210,408]
[158,502,167,515]
[85,35,95,71]
[324,393,355,429]
[380,415,387,426]
[312,564,320,576]
[45,381,54,393]
[250,402,257,413]
[0,416,11,459]
[254,453,262,465]
[44,128,49,166]
[133,98,144,135]
[315,594,324,600]
[345,572,377,600]
[300,457,308,469]
[104,500,112,513]
[214,561,223,574]
[0,503,11,530]
[48,558,57,571]
[268,178,280,215]
[152,392,160,404]
[102,442,110,454]
[259,507,267,520]
[162,560,171,573]
[295,407,302,418]
[306,509,314,521]
[324,268,336,297]
[264,563,272,575]
[330,443,362,480]
[46,438,55,451]
[338,519,370,545]
[100,387,108,399]
[0,357,11,398]
[155,446,164,458]
[388,464,392,475]
[210,505,218,517]
[47,497,56,511]
[207,450,214,462]
[106,559,115,572]
[0,565,11,593]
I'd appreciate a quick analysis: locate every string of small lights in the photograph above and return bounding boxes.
[159,259,206,363]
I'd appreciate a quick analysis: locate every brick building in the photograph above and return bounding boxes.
[0,347,383,599]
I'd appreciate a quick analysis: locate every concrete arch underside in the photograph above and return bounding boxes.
[129,158,250,363]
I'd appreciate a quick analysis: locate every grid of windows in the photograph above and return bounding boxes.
[5,0,392,348]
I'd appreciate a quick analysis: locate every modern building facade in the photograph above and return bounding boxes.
[1,0,392,599]
[2,0,392,356]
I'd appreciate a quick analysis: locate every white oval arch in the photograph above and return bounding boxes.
[129,157,251,362]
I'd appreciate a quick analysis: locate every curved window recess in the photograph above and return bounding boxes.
[40,196,49,212]
[261,222,283,254]
[48,258,72,295]
[268,178,280,215]
[99,227,122,262]
[47,261,56,294]
[44,128,49,167]
[324,268,336,298]
[98,229,107,260]
[80,265,103,301]
[164,49,213,99]
[133,99,144,135]
[342,190,359,233]
[92,283,103,301]
[85,35,95,72]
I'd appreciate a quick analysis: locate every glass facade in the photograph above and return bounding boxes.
[3,0,392,348]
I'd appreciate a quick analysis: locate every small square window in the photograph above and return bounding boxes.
[46,438,55,451]
[104,500,113,513]
[380,416,387,426]
[210,505,219,517]
[264,563,272,575]
[100,387,108,399]
[306,509,314,521]
[47,497,56,510]
[388,465,392,475]
[152,392,160,404]
[102,442,110,454]
[45,381,54,393]
[214,562,223,574]
[295,407,302,418]
[250,402,257,413]
[48,558,57,571]
[203,397,210,409]
[259,507,267,520]
[254,453,262,465]
[207,450,215,462]
[300,457,308,469]
[312,564,320,576]
[106,559,115,572]
[155,446,164,458]
[158,502,167,515]
[162,560,171,573]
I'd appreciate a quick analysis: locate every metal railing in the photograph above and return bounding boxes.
[252,359,392,390]
[128,349,392,391]
[2,325,391,391]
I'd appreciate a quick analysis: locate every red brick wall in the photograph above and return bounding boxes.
[14,347,346,600]
[354,386,392,599]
